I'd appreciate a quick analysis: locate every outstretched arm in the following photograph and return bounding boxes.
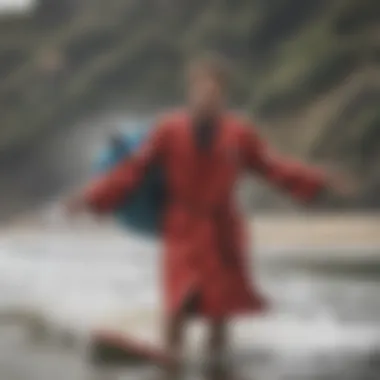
[67,120,169,215]
[239,124,326,203]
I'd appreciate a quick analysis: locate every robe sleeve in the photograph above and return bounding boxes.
[84,120,169,213]
[239,124,326,203]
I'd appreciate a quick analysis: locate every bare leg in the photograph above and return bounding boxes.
[161,313,186,380]
[206,320,229,380]
[158,292,200,379]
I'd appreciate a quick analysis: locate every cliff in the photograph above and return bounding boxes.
[0,0,378,220]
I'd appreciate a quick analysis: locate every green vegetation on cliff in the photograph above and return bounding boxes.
[0,0,378,209]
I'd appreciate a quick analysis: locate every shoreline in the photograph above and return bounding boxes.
[5,212,380,245]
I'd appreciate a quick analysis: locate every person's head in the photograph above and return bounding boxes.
[186,52,230,117]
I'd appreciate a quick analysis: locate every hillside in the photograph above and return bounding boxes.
[0,0,379,220]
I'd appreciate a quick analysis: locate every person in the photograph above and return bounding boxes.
[65,53,354,379]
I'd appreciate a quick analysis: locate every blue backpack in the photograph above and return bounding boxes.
[94,128,165,237]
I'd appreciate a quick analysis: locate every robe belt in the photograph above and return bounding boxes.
[170,198,237,267]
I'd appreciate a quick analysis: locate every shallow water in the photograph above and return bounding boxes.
[0,228,380,379]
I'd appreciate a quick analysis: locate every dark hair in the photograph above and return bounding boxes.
[108,132,126,151]
[186,52,231,87]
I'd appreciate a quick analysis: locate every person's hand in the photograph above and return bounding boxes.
[325,170,359,198]
[64,192,88,217]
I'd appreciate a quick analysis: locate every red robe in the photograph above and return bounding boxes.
[85,111,325,319]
